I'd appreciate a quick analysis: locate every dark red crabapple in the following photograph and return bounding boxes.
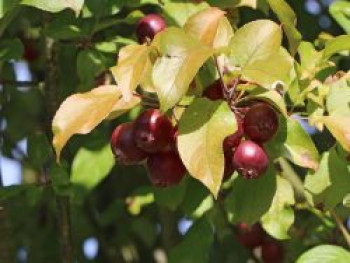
[237,223,265,249]
[111,122,147,165]
[223,113,244,154]
[233,140,269,179]
[147,151,186,187]
[203,79,225,101]
[136,14,166,43]
[133,109,174,153]
[261,240,284,263]
[243,103,279,143]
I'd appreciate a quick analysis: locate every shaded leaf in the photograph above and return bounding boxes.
[184,7,226,47]
[329,1,350,34]
[178,98,236,197]
[21,0,84,16]
[71,144,114,190]
[110,44,153,101]
[261,176,295,240]
[152,28,212,112]
[297,245,350,263]
[52,85,121,160]
[0,38,23,61]
[225,166,277,224]
[169,217,214,263]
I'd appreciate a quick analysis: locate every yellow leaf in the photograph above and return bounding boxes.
[318,114,350,152]
[213,17,234,50]
[107,95,141,120]
[52,85,121,160]
[184,7,226,47]
[110,44,152,101]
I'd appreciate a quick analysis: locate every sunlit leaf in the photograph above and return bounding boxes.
[71,144,114,190]
[52,85,121,160]
[110,44,153,101]
[184,7,226,47]
[107,95,141,120]
[297,245,350,263]
[326,72,350,115]
[213,17,234,50]
[229,20,282,68]
[152,28,212,112]
[304,147,350,209]
[267,0,301,55]
[178,98,237,197]
[329,1,350,34]
[323,35,350,60]
[261,176,295,240]
[21,0,84,16]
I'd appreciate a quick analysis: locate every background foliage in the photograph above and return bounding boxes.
[0,0,349,262]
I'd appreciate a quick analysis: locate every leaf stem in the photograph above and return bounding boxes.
[213,56,228,98]
[330,209,350,248]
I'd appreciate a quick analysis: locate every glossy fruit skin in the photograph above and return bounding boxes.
[237,223,265,249]
[136,14,166,43]
[147,151,186,187]
[233,140,269,179]
[133,109,174,153]
[243,103,279,143]
[223,113,244,153]
[203,80,225,101]
[261,241,284,263]
[111,123,147,165]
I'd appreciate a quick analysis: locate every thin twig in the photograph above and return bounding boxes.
[330,209,350,248]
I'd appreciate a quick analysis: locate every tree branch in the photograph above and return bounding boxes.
[330,209,350,248]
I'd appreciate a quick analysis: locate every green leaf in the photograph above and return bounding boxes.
[267,0,302,55]
[242,47,294,89]
[206,0,258,9]
[229,20,282,68]
[178,98,237,197]
[329,1,350,34]
[224,166,277,224]
[283,117,319,170]
[110,44,152,101]
[298,42,326,80]
[297,245,350,263]
[0,38,23,61]
[162,1,209,27]
[27,133,53,168]
[71,144,114,190]
[153,176,188,211]
[77,49,106,88]
[0,0,20,19]
[326,72,350,115]
[21,0,84,16]
[304,147,350,209]
[169,217,214,263]
[323,35,350,60]
[152,28,213,112]
[261,176,295,240]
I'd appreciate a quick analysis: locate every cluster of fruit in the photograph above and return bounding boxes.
[237,223,284,263]
[204,80,279,180]
[111,109,186,187]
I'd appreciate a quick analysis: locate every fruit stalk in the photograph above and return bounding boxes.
[330,209,350,248]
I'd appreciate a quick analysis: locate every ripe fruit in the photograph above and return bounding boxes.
[136,14,166,43]
[147,151,186,187]
[261,241,284,263]
[243,103,279,143]
[223,113,244,153]
[233,140,269,179]
[237,223,265,249]
[111,123,147,165]
[133,109,174,153]
[203,80,225,101]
